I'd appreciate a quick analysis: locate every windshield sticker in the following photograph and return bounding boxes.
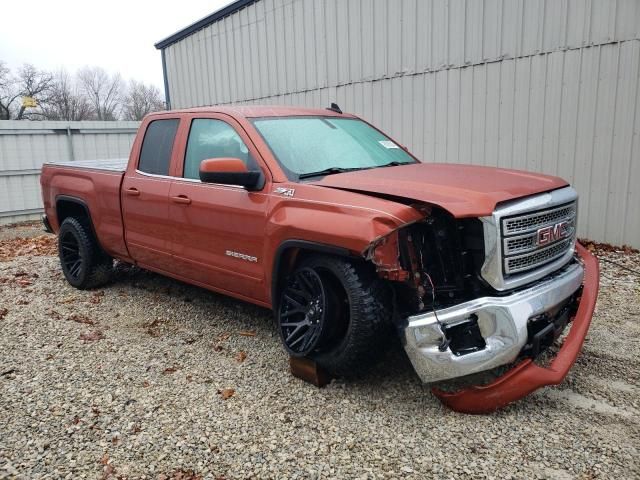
[379,140,399,149]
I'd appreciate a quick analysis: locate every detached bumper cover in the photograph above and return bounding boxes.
[432,243,599,413]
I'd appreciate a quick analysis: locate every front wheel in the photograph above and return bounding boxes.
[58,217,113,289]
[277,255,392,377]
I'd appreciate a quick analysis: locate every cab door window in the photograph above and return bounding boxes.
[138,119,179,175]
[183,119,256,180]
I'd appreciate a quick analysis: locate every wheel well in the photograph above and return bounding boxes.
[55,197,102,251]
[56,198,90,226]
[271,241,353,310]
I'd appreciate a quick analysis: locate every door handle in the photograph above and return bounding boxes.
[170,195,192,205]
[125,187,140,197]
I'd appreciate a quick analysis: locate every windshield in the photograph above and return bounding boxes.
[251,116,417,179]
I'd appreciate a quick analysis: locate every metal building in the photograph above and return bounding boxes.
[156,0,640,248]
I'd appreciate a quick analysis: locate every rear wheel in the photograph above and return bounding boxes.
[277,255,392,377]
[58,217,113,289]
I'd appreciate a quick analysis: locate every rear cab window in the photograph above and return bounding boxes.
[138,119,179,176]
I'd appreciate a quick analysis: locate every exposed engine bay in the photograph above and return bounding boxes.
[366,207,489,317]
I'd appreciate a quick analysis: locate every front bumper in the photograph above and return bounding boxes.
[403,242,599,413]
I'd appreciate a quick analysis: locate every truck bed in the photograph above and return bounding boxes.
[40,158,129,260]
[43,158,128,172]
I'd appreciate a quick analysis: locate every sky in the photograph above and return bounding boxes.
[0,0,231,92]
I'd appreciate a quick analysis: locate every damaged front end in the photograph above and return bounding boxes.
[364,192,598,413]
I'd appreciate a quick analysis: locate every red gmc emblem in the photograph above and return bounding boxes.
[536,221,570,247]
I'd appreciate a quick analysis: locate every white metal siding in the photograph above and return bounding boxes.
[163,0,640,247]
[0,121,139,225]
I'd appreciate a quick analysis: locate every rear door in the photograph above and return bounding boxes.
[121,117,179,267]
[167,113,270,303]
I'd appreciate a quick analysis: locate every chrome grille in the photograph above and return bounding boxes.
[505,238,574,274]
[503,203,576,235]
[480,187,579,291]
[501,201,577,276]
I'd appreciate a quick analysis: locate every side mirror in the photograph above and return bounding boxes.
[199,158,264,190]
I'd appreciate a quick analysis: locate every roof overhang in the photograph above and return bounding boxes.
[154,0,257,50]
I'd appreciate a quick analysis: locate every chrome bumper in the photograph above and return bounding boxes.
[402,261,584,383]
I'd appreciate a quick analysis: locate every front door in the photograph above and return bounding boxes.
[168,115,270,303]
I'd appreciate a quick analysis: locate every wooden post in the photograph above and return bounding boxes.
[289,356,331,387]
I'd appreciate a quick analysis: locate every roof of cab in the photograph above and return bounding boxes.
[147,105,357,120]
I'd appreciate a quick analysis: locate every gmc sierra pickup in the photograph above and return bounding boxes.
[40,105,599,413]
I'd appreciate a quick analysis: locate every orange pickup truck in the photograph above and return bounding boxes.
[40,105,599,413]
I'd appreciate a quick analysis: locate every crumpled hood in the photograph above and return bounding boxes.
[309,163,569,218]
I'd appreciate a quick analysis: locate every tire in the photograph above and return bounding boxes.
[58,217,113,289]
[277,254,393,377]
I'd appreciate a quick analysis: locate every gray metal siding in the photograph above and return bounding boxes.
[0,121,139,224]
[162,0,640,247]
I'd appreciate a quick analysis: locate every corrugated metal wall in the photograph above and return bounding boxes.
[162,0,640,247]
[0,121,139,224]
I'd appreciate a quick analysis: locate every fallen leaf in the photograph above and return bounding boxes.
[0,235,56,261]
[101,463,115,480]
[238,330,256,337]
[0,308,8,320]
[143,380,150,388]
[144,318,162,336]
[235,351,247,363]
[217,332,231,342]
[163,366,180,374]
[212,345,224,352]
[163,470,203,480]
[79,330,104,342]
[68,314,95,325]
[218,388,235,400]
[99,453,109,465]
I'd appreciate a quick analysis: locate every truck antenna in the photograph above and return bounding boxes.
[326,103,342,114]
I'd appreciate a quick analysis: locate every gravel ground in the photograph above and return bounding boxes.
[0,225,638,479]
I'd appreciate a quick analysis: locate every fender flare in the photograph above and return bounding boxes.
[55,195,103,250]
[270,240,352,309]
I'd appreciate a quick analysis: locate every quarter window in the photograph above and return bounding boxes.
[138,119,179,176]
[183,119,254,180]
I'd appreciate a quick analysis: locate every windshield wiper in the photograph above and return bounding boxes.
[378,161,409,168]
[298,167,367,179]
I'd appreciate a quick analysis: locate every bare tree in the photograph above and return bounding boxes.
[122,80,165,120]
[41,69,94,121]
[77,66,123,120]
[0,60,16,119]
[14,64,54,119]
[0,62,53,119]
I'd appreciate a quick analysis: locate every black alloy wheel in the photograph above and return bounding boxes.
[60,229,84,281]
[57,217,113,289]
[278,267,329,356]
[276,255,393,377]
